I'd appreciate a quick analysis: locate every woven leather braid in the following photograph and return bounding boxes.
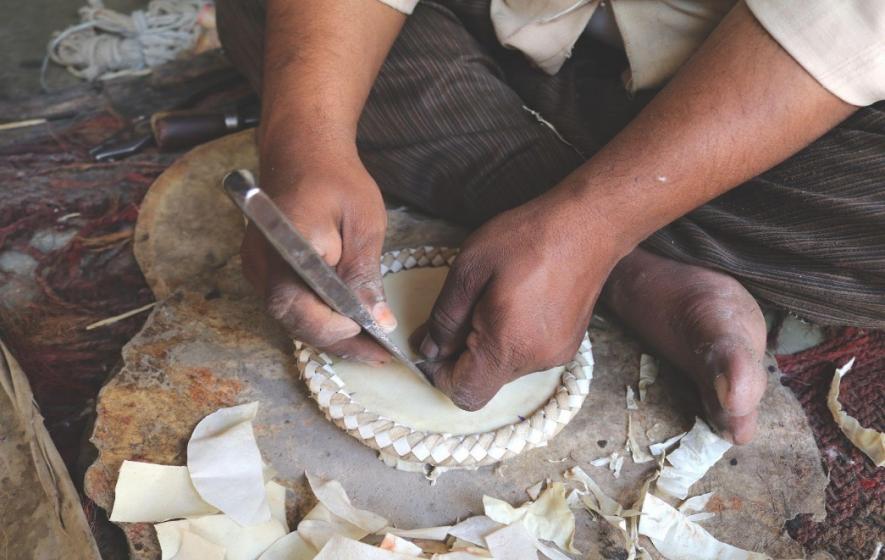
[295,247,594,468]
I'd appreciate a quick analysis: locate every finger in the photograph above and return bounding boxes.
[712,359,767,418]
[265,264,361,347]
[418,254,491,361]
[325,333,393,365]
[423,316,516,411]
[240,225,271,297]
[723,410,758,445]
[249,198,372,350]
[424,346,506,411]
[701,391,760,445]
[337,214,394,332]
[409,324,429,356]
[276,196,344,267]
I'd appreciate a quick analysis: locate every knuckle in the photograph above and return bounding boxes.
[265,283,302,323]
[534,333,580,370]
[264,284,296,322]
[451,372,499,411]
[342,199,386,240]
[450,252,484,295]
[538,347,573,371]
[429,303,462,338]
[266,285,342,345]
[352,209,387,236]
[468,330,504,367]
[338,260,382,297]
[506,341,537,374]
[451,392,489,412]
[552,346,576,366]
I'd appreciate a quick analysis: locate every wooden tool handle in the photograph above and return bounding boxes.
[151,112,233,151]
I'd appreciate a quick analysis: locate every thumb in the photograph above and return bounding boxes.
[423,343,505,411]
[418,256,491,361]
[278,196,343,268]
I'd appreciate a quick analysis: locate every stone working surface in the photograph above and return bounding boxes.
[85,131,827,559]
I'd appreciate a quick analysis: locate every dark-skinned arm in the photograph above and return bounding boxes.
[243,0,406,361]
[419,2,855,410]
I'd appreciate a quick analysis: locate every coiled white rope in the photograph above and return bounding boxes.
[42,0,211,90]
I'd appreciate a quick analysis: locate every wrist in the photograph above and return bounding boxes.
[261,115,358,162]
[540,172,639,263]
[258,123,364,195]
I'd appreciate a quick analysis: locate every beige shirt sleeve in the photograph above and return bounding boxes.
[746,0,885,106]
[375,0,419,15]
[609,0,734,92]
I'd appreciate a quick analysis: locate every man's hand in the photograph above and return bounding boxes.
[416,0,853,434]
[248,0,405,360]
[241,153,394,363]
[415,187,627,410]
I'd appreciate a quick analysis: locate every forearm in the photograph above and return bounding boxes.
[260,0,405,187]
[559,1,855,253]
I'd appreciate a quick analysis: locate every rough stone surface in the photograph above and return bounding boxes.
[86,130,828,559]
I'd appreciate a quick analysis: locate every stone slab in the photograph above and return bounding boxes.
[85,130,827,559]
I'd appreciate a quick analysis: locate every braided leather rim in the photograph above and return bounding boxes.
[294,247,594,468]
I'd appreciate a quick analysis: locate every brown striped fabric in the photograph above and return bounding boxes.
[217,0,885,328]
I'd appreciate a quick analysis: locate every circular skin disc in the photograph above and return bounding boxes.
[295,247,594,468]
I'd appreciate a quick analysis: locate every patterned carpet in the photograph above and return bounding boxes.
[778,328,884,560]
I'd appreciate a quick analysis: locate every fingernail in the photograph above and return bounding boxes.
[419,334,439,360]
[714,375,732,412]
[373,302,398,333]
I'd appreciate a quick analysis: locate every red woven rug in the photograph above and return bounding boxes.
[778,328,885,559]
[0,111,164,467]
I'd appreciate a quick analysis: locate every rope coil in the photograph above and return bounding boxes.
[43,0,211,89]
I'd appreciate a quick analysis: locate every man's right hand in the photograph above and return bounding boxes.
[248,0,406,361]
[241,153,394,364]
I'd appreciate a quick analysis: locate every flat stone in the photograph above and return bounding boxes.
[86,131,827,559]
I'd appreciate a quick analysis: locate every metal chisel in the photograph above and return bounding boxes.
[223,170,427,381]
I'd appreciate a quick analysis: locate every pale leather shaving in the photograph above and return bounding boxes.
[656,418,731,499]
[639,493,776,560]
[827,358,885,466]
[638,354,658,401]
[483,481,578,554]
[110,461,218,522]
[187,402,271,526]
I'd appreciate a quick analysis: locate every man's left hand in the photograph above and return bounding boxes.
[414,191,627,410]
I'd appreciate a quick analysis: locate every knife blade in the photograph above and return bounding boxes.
[223,170,428,382]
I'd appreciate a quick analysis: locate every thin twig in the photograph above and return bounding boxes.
[0,119,48,132]
[85,302,156,330]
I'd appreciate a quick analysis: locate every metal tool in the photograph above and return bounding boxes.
[89,115,154,161]
[223,170,428,381]
[90,97,259,161]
